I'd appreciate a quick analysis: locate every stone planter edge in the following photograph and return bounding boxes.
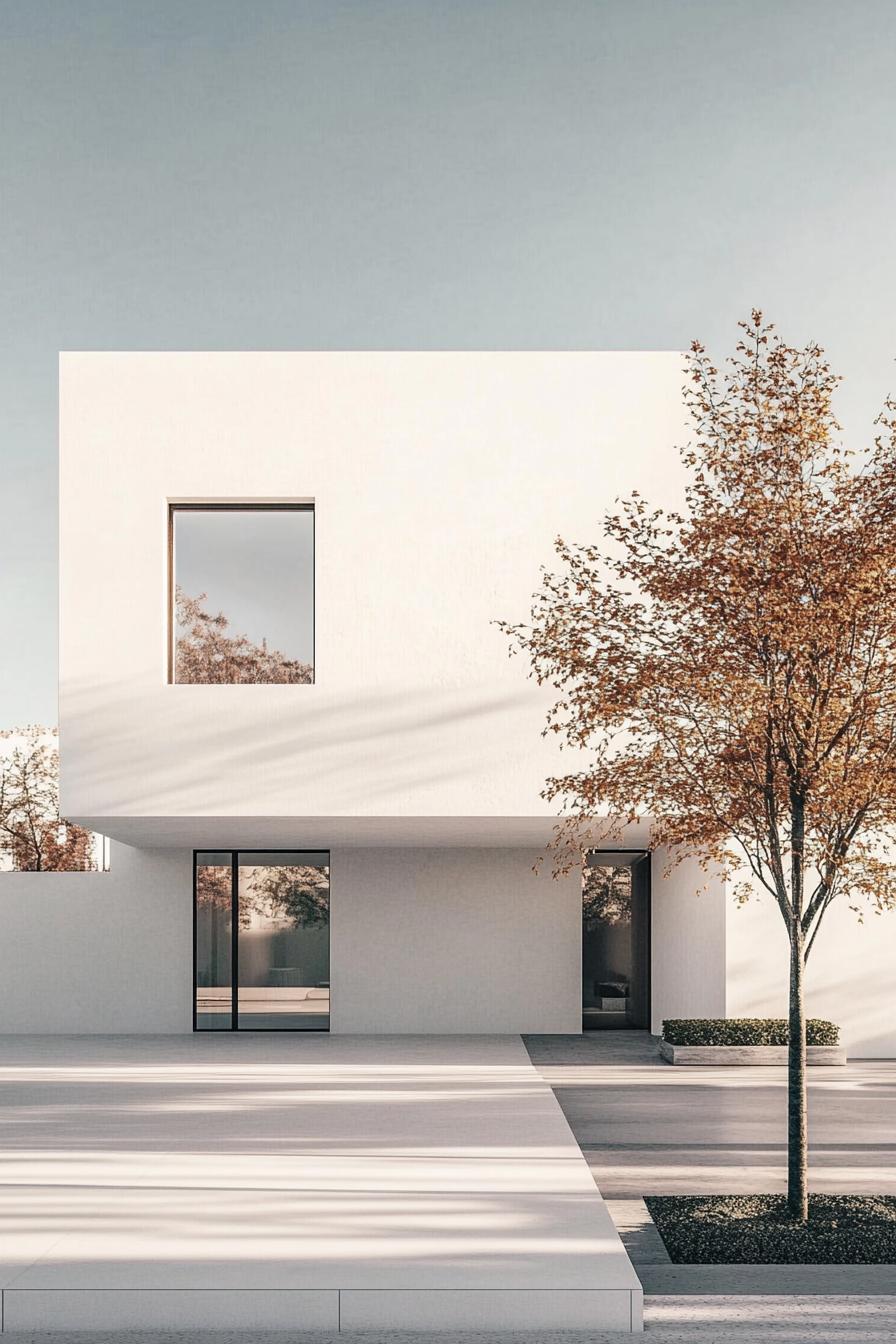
[658,1040,847,1066]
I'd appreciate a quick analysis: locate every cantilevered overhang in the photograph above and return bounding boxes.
[71,814,558,849]
[70,813,655,850]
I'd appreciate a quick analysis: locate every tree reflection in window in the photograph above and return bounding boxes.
[582,864,632,930]
[175,588,312,685]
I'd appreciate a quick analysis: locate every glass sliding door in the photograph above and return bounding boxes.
[237,852,330,1029]
[195,853,234,1030]
[193,850,329,1031]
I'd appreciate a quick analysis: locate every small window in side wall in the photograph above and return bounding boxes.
[168,503,314,685]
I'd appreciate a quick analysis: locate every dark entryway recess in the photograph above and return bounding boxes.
[582,850,651,1030]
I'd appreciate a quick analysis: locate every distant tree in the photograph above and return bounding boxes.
[195,863,232,913]
[195,861,329,931]
[0,727,96,871]
[247,864,330,929]
[582,866,631,930]
[501,313,896,1221]
[175,587,313,684]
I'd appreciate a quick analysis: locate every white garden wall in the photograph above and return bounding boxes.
[0,843,191,1033]
[726,886,896,1058]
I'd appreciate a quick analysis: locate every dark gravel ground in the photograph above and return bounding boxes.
[646,1194,896,1264]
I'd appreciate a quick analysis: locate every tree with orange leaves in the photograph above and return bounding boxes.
[502,313,896,1220]
[175,588,312,684]
[196,862,329,930]
[0,727,97,872]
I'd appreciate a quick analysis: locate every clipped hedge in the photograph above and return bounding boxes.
[661,1017,840,1047]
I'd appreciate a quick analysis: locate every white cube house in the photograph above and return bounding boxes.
[50,349,714,1038]
[0,350,888,1048]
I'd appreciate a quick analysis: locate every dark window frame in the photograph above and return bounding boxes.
[168,501,315,685]
[192,847,331,1033]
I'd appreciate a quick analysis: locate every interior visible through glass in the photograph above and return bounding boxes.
[582,853,650,1030]
[194,850,330,1030]
[171,505,314,684]
[237,852,330,1029]
[195,853,233,1030]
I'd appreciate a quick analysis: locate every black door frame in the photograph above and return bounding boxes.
[628,852,652,1029]
[582,848,651,1031]
[192,848,330,1032]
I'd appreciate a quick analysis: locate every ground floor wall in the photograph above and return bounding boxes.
[4,839,890,1051]
[0,842,582,1035]
[330,847,581,1033]
[649,851,727,1035]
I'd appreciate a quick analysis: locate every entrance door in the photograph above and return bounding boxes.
[194,850,330,1030]
[582,850,651,1030]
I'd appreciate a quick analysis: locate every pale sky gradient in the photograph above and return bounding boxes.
[174,508,314,666]
[2,0,896,725]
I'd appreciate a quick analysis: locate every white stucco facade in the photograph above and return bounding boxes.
[1,349,890,1050]
[649,852,727,1035]
[0,844,192,1033]
[330,848,583,1034]
[42,349,699,1038]
[725,878,896,1059]
[58,349,688,838]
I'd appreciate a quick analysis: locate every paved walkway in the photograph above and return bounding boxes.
[4,1298,896,1341]
[525,1031,896,1197]
[0,1035,640,1333]
[525,1031,896,1320]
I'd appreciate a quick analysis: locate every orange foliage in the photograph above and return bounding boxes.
[0,727,97,872]
[502,313,896,950]
[503,313,896,1216]
[175,588,312,684]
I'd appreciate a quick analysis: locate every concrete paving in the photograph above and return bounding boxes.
[525,1031,896,1330]
[644,1295,896,1340]
[607,1199,672,1265]
[640,1265,896,1293]
[0,1034,640,1333]
[525,1032,896,1197]
[5,1299,896,1342]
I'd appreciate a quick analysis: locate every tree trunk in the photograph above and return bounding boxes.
[787,915,808,1220]
[789,930,811,1225]
[788,789,809,1222]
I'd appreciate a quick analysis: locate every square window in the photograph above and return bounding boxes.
[169,504,314,684]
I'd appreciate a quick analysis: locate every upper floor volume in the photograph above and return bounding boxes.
[58,351,685,846]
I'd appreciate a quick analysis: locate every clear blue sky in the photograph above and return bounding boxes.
[2,0,895,725]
